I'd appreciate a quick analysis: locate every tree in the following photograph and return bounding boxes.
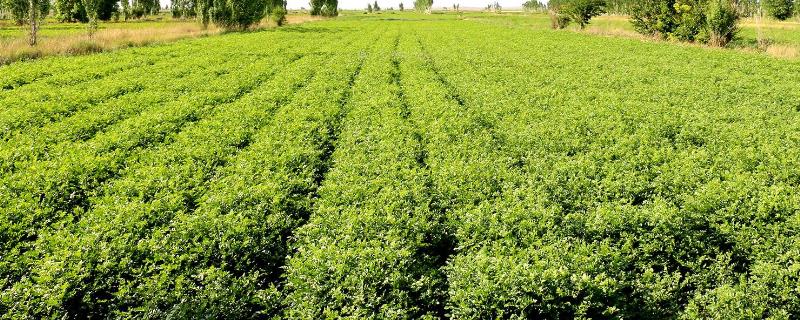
[96,0,118,20]
[398,2,403,10]
[367,2,372,12]
[630,0,678,36]
[413,0,431,13]
[373,0,380,10]
[548,0,571,28]
[569,0,606,29]
[130,0,158,17]
[310,0,336,16]
[26,0,48,45]
[210,0,267,30]
[1,0,31,24]
[54,0,88,22]
[522,0,546,12]
[120,0,131,19]
[267,0,287,25]
[82,0,101,36]
[763,0,793,20]
[197,0,212,28]
[705,0,739,46]
[171,0,195,18]
[630,0,741,45]
[489,1,501,12]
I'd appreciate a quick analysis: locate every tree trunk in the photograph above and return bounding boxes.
[28,0,37,46]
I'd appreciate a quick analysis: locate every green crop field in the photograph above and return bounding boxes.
[1,12,800,319]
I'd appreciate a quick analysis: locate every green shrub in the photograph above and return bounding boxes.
[763,0,794,20]
[548,9,572,29]
[54,0,89,22]
[630,0,678,37]
[210,0,267,30]
[564,0,607,29]
[267,0,287,26]
[631,0,740,45]
[310,0,337,16]
[549,0,606,29]
[703,0,738,47]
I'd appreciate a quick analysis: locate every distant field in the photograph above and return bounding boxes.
[0,13,316,64]
[469,12,800,58]
[1,12,799,319]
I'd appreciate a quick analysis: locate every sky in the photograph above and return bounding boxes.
[284,0,528,9]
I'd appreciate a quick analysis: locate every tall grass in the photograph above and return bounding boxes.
[0,14,320,65]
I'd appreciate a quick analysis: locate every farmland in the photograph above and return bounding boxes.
[2,12,800,319]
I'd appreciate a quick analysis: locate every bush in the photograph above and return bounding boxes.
[549,0,607,29]
[210,0,267,30]
[310,0,337,16]
[630,0,678,37]
[631,0,740,45]
[672,0,706,42]
[564,0,607,29]
[704,0,738,47]
[763,0,794,20]
[267,0,287,26]
[548,4,571,29]
[54,0,89,22]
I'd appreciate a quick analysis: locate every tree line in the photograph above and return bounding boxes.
[548,0,799,48]
[1,0,340,46]
[604,0,800,20]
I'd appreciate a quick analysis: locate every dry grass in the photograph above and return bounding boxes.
[0,22,218,65]
[0,14,319,65]
[285,15,326,24]
[765,44,800,59]
[583,25,645,40]
[575,15,800,61]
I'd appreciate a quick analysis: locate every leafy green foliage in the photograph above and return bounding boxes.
[0,0,47,26]
[414,0,432,13]
[764,0,794,20]
[631,0,740,45]
[704,0,738,46]
[1,13,799,320]
[54,0,88,22]
[310,0,337,16]
[522,0,546,12]
[267,0,287,25]
[549,0,607,29]
[210,0,267,30]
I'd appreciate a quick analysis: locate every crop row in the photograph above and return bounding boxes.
[285,30,451,319]
[1,26,382,318]
[415,20,800,318]
[0,29,299,92]
[0,30,330,140]
[0,44,306,295]
[0,29,347,174]
[2,16,799,319]
[0,52,262,173]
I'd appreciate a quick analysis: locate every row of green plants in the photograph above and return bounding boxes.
[2,15,799,319]
[284,31,450,318]
[0,24,380,318]
[418,19,800,318]
[0,42,212,140]
[0,32,316,315]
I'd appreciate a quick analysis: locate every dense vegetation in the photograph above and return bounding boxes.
[1,13,799,319]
